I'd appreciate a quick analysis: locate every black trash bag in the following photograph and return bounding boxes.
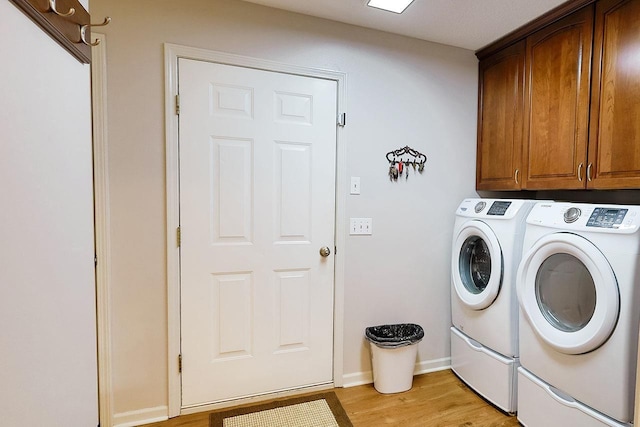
[365,323,424,349]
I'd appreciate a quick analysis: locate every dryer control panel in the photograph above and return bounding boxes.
[527,202,640,233]
[586,208,629,229]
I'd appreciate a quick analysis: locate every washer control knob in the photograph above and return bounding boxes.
[474,201,486,213]
[564,207,581,223]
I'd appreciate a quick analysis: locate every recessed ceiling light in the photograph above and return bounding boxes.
[367,0,414,14]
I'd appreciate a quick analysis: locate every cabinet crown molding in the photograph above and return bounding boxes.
[475,0,596,60]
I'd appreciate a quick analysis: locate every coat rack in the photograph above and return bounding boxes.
[10,0,111,63]
[386,146,427,181]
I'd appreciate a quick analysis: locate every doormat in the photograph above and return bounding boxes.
[210,391,353,427]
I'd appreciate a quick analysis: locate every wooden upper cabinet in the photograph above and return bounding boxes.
[476,41,525,190]
[522,6,594,189]
[588,0,640,188]
[475,0,640,191]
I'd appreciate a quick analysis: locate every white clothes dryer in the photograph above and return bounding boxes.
[450,198,538,413]
[516,202,640,427]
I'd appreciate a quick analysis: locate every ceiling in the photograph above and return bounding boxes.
[241,0,568,51]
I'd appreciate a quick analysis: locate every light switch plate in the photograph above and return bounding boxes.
[350,177,361,195]
[350,217,372,235]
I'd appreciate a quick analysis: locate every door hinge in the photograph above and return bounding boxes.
[177,226,181,247]
[334,246,337,255]
[175,94,180,115]
[337,112,346,127]
[94,254,98,267]
[178,354,182,373]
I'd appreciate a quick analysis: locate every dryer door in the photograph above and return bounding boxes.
[452,220,503,310]
[517,232,619,355]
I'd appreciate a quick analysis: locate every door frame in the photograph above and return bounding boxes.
[164,43,348,417]
[91,32,114,427]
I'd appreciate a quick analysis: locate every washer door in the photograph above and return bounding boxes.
[452,221,503,310]
[517,232,619,355]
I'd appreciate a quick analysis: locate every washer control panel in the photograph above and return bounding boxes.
[586,207,629,228]
[487,201,512,216]
[456,198,536,220]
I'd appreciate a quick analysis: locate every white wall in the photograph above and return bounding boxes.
[0,2,98,426]
[89,0,478,421]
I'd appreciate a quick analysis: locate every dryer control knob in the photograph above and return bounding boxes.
[474,201,486,213]
[564,207,581,223]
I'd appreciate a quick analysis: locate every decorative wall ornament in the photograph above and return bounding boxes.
[386,146,427,181]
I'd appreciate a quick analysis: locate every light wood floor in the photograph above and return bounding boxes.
[142,369,519,427]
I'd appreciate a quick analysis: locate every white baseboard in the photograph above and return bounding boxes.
[415,357,451,375]
[342,357,451,388]
[113,406,168,427]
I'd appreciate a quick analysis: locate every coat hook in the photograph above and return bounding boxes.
[48,0,75,17]
[80,17,111,47]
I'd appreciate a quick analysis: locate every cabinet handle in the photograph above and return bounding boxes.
[577,163,584,182]
[514,169,520,184]
[587,163,593,182]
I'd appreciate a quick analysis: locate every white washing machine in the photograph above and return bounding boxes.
[450,198,538,413]
[516,202,640,427]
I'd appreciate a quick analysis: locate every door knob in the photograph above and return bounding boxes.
[319,246,331,257]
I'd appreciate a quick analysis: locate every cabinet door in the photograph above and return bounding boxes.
[523,6,594,189]
[476,41,525,191]
[588,0,640,189]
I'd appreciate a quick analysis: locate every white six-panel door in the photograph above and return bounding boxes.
[178,58,337,406]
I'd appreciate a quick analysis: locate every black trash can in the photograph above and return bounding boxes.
[365,323,424,393]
